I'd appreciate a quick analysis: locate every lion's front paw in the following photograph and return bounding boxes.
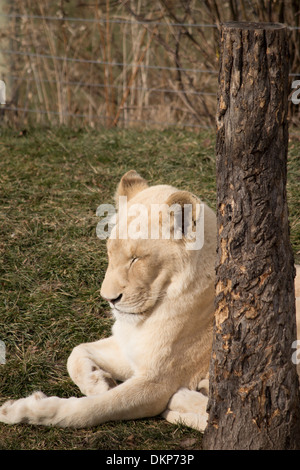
[0,391,47,425]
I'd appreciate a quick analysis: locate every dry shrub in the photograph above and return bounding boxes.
[0,0,299,130]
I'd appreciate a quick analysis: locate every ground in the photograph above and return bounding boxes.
[0,127,299,450]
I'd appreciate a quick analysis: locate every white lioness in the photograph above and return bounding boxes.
[0,170,299,432]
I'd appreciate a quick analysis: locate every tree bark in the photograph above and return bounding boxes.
[203,22,300,450]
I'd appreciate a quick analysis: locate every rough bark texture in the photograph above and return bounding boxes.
[203,22,300,450]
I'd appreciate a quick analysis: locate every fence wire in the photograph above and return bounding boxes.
[0,7,299,131]
[1,49,219,74]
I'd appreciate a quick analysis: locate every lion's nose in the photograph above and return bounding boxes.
[102,293,123,305]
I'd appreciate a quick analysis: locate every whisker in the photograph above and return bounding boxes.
[121,289,167,310]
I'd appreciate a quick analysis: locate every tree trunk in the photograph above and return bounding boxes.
[203,21,300,450]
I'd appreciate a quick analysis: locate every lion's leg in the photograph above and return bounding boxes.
[0,377,172,428]
[162,387,208,433]
[67,336,133,396]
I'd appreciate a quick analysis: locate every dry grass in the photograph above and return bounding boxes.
[1,0,299,130]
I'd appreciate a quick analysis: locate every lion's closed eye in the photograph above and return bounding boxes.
[130,256,138,267]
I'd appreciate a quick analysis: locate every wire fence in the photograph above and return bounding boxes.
[0,3,299,131]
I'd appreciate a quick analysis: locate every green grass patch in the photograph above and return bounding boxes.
[0,127,299,450]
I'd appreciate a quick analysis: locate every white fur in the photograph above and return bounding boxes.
[0,171,299,434]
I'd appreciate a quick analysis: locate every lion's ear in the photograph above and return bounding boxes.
[115,170,148,205]
[165,190,200,238]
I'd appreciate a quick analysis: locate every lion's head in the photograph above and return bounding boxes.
[100,171,216,322]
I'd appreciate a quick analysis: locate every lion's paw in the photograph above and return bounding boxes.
[162,387,208,433]
[0,392,47,425]
[167,387,208,415]
[162,409,208,433]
